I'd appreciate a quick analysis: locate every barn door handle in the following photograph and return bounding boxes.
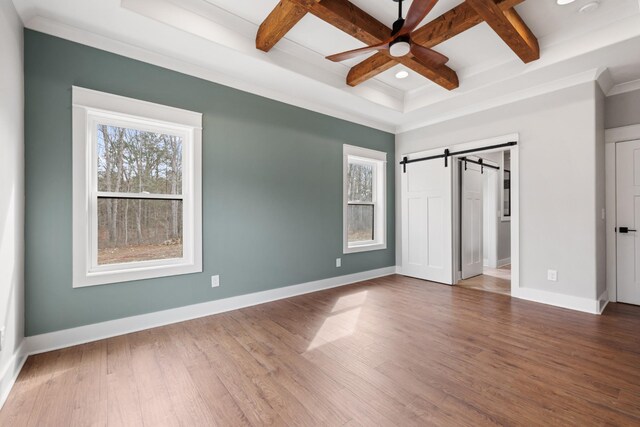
[619,227,637,233]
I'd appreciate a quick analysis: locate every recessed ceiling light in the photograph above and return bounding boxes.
[579,1,599,13]
[395,70,409,79]
[556,0,576,4]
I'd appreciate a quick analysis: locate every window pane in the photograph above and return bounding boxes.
[97,125,183,195]
[348,204,374,242]
[348,161,373,203]
[98,198,183,265]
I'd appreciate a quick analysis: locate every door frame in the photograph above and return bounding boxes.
[451,134,519,295]
[604,124,640,303]
[483,165,499,269]
[399,133,520,295]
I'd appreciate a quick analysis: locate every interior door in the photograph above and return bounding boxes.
[616,139,640,305]
[401,150,453,284]
[461,161,484,279]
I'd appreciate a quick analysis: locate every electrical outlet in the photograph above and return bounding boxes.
[547,270,558,282]
[336,258,342,268]
[211,275,220,288]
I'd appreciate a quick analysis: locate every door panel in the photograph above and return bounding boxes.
[616,140,640,305]
[461,163,484,279]
[401,152,453,284]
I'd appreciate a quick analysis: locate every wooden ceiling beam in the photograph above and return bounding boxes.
[399,54,459,90]
[347,53,398,87]
[256,0,319,52]
[257,0,458,90]
[348,0,526,86]
[466,0,539,63]
[306,0,391,46]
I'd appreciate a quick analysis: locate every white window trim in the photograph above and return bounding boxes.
[343,144,387,254]
[72,86,203,288]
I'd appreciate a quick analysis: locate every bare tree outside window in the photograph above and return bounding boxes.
[97,125,183,265]
[347,161,375,243]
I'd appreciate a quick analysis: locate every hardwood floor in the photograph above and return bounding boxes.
[2,274,640,426]
[457,265,511,295]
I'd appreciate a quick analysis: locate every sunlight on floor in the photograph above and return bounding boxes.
[307,291,368,351]
[330,290,368,312]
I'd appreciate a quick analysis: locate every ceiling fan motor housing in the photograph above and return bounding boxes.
[390,0,409,57]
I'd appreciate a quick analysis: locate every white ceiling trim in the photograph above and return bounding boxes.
[404,13,640,114]
[608,79,640,97]
[396,68,605,134]
[122,0,403,110]
[22,14,640,137]
[24,15,398,133]
[14,0,640,136]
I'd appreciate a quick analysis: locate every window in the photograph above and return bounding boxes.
[343,145,387,253]
[72,87,202,287]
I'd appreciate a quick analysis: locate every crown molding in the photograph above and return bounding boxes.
[24,16,398,133]
[608,78,640,97]
[396,68,604,134]
[16,0,640,136]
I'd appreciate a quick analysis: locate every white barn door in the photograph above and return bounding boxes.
[461,162,484,279]
[401,151,453,284]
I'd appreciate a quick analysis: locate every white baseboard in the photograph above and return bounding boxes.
[512,287,603,315]
[25,266,395,356]
[0,341,27,410]
[498,257,511,267]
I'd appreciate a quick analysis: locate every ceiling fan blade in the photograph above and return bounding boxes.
[410,44,449,65]
[400,0,438,36]
[326,40,391,62]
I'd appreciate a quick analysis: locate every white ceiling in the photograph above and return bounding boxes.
[11,0,640,132]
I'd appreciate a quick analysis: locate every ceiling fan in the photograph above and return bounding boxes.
[326,0,448,66]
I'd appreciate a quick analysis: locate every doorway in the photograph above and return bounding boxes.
[611,138,640,305]
[399,134,519,295]
[456,151,512,296]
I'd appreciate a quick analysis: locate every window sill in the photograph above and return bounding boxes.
[73,262,202,288]
[343,242,387,254]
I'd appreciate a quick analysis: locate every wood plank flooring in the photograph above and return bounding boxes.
[2,274,640,426]
[457,265,512,295]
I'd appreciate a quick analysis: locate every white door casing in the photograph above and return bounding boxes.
[483,168,499,269]
[461,161,484,279]
[401,149,453,284]
[616,139,640,305]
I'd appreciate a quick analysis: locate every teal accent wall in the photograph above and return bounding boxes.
[24,30,395,336]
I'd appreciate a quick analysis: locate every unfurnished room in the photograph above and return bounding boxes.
[1,0,640,425]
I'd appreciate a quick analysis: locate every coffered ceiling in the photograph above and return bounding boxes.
[12,0,640,132]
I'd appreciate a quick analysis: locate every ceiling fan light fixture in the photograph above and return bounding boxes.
[389,40,411,57]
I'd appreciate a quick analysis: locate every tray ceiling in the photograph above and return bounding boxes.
[11,0,640,132]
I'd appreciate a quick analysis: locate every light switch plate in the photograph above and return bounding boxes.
[336,258,341,268]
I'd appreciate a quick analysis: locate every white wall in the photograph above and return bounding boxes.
[605,88,640,129]
[396,82,603,302]
[596,86,606,298]
[0,0,25,404]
